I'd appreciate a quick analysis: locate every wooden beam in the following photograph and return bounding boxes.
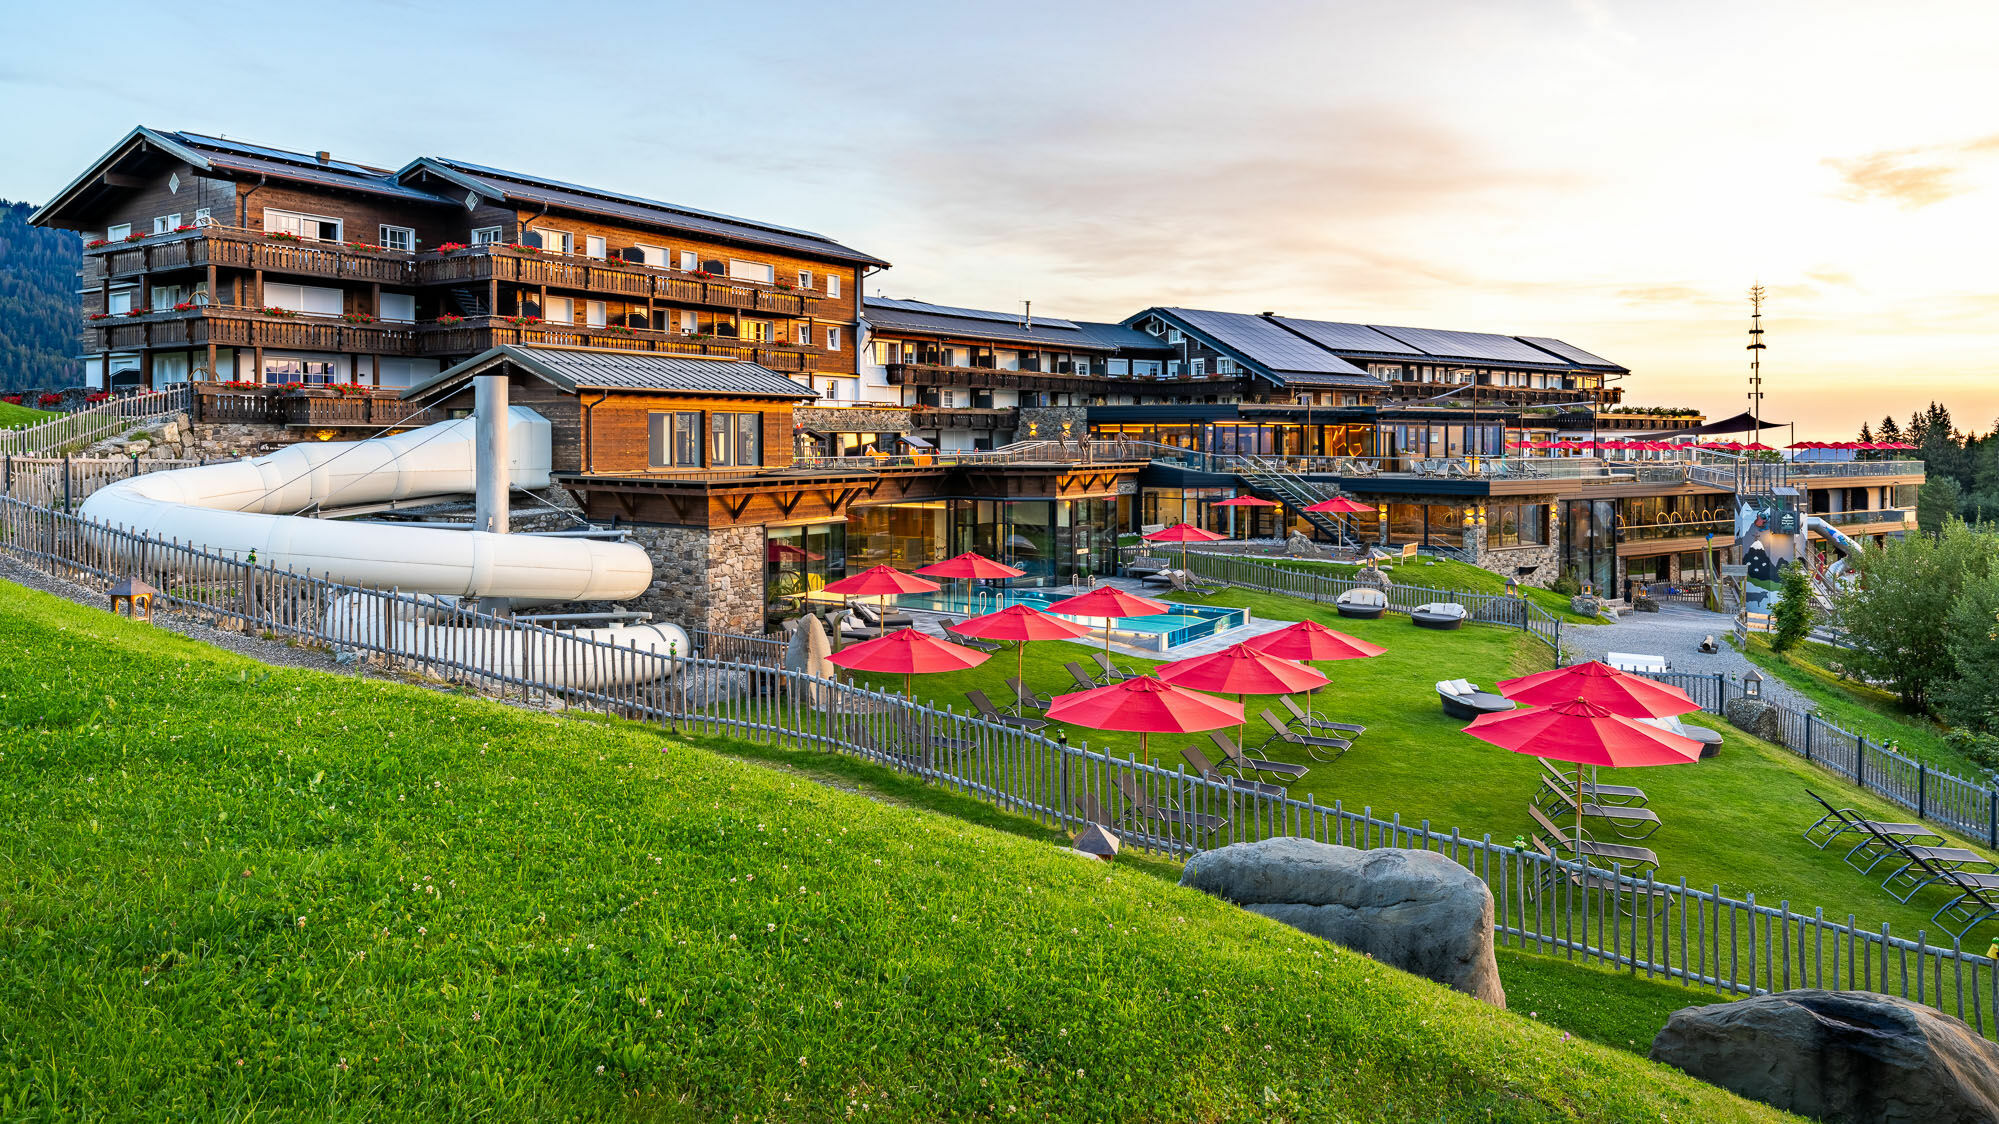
[100,172,145,189]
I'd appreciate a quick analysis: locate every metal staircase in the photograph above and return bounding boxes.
[1234,460,1350,541]
[447,287,489,317]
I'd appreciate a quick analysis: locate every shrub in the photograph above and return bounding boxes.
[1772,565,1814,652]
[1944,727,1999,771]
[1835,519,1999,709]
[1550,572,1581,597]
[1936,572,1999,734]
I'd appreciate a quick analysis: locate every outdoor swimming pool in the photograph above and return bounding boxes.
[895,587,1248,651]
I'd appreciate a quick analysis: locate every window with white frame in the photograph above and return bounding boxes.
[679,310,697,334]
[825,326,841,351]
[796,322,814,346]
[741,319,771,342]
[264,208,341,241]
[193,207,213,226]
[587,301,607,328]
[152,214,182,234]
[797,269,812,289]
[1190,358,1205,377]
[106,223,131,241]
[1166,328,1183,344]
[262,282,343,317]
[107,288,135,314]
[585,235,607,259]
[1217,358,1238,376]
[533,229,573,254]
[379,292,416,322]
[471,226,504,245]
[634,244,668,269]
[379,225,415,253]
[1168,360,1182,377]
[679,250,698,271]
[823,380,841,401]
[543,296,574,322]
[826,274,841,298]
[728,259,775,284]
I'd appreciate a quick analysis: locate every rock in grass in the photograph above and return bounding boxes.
[1180,837,1503,1006]
[1650,989,1999,1124]
[1723,697,1783,741]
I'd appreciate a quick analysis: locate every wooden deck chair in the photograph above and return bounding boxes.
[966,688,1047,731]
[1278,695,1366,737]
[1208,729,1309,781]
[1254,709,1350,762]
[1180,745,1285,797]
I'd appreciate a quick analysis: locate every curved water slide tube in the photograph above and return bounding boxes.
[1805,516,1862,577]
[80,408,690,684]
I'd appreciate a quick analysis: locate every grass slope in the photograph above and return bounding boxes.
[0,401,53,430]
[0,580,1787,1121]
[1738,635,1976,776]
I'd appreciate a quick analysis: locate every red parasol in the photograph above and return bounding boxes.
[950,603,1093,684]
[1047,586,1172,664]
[826,626,989,699]
[1246,619,1386,662]
[1303,496,1375,513]
[1213,496,1277,506]
[823,565,941,632]
[1145,521,1227,575]
[1046,674,1245,758]
[1157,641,1328,746]
[1463,696,1703,846]
[1498,660,1699,718]
[916,552,1025,611]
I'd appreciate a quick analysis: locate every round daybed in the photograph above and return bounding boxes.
[1410,601,1468,630]
[1640,715,1725,759]
[1335,587,1388,620]
[1436,679,1516,720]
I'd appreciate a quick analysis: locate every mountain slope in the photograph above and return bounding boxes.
[0,200,82,392]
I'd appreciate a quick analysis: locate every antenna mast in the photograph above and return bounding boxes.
[1746,284,1767,446]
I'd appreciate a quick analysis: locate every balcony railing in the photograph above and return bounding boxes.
[413,318,815,373]
[83,226,418,286]
[1619,519,1733,544]
[909,406,1017,430]
[85,305,418,355]
[885,362,1102,392]
[1791,459,1927,479]
[191,383,444,428]
[1814,508,1914,528]
[416,246,811,315]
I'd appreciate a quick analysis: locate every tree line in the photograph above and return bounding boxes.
[1857,402,1999,528]
[0,199,82,393]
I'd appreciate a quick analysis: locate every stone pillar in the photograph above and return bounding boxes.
[626,523,770,635]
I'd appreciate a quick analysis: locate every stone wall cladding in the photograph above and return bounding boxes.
[1017,406,1086,441]
[794,406,911,434]
[623,523,767,635]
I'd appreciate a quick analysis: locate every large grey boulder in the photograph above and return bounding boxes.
[1724,697,1783,741]
[1651,989,1999,1124]
[1180,837,1503,1006]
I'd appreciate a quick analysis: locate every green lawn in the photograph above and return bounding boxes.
[1218,554,1599,623]
[0,580,1791,1121]
[1738,634,1977,776]
[0,400,53,430]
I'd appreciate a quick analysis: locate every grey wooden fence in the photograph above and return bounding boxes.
[3,494,1996,1036]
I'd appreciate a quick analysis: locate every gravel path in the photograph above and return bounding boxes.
[1563,603,1814,713]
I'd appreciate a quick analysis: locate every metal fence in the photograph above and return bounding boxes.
[1642,670,1998,846]
[3,494,1996,1036]
[1174,549,1566,655]
[0,386,190,457]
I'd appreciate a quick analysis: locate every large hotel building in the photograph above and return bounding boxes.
[32,127,1923,633]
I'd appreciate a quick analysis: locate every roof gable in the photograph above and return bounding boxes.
[403,345,819,401]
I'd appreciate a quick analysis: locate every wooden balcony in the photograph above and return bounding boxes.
[85,305,418,355]
[412,318,817,373]
[910,406,1017,430]
[191,383,446,428]
[886,362,1101,393]
[415,246,811,315]
[82,226,417,286]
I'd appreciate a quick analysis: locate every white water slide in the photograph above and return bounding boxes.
[80,406,689,682]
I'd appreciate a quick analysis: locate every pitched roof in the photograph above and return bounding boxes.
[862,297,1116,350]
[401,156,888,267]
[1146,308,1380,388]
[402,345,819,401]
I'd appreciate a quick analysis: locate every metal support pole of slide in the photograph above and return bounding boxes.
[474,374,509,535]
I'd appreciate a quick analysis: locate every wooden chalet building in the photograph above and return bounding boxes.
[31,127,886,413]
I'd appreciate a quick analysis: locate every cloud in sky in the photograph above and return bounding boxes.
[1824,134,1999,209]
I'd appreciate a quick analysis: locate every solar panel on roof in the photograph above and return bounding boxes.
[1271,317,1422,355]
[1367,325,1555,365]
[177,133,389,176]
[1516,336,1622,370]
[865,297,1079,330]
[1167,308,1369,375]
[435,157,834,243]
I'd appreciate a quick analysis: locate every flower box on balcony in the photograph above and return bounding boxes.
[502,315,543,327]
[123,308,148,318]
[175,224,196,233]
[341,312,379,324]
[123,231,146,242]
[436,242,468,253]
[261,306,300,318]
[266,231,302,243]
[434,314,466,326]
[85,238,110,249]
[506,244,540,254]
[87,312,112,321]
[173,301,199,312]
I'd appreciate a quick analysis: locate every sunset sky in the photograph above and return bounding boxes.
[6,0,1996,437]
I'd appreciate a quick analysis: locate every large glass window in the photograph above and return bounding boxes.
[646,412,703,468]
[766,521,846,624]
[709,412,762,467]
[1491,504,1548,547]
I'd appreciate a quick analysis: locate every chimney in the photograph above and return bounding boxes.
[1021,300,1032,330]
[315,150,331,164]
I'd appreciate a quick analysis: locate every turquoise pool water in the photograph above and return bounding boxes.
[895,588,1248,651]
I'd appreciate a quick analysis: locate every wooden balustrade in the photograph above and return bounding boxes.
[190,384,443,428]
[84,227,418,285]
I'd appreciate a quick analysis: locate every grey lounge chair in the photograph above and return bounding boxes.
[1253,709,1350,763]
[1803,790,1946,871]
[1410,602,1468,630]
[1007,676,1051,713]
[1539,782,1661,840]
[1114,774,1227,836]
[1528,803,1659,874]
[1436,679,1514,720]
[1279,695,1365,737]
[942,621,1003,653]
[1537,760,1649,807]
[1210,729,1311,780]
[1180,746,1285,797]
[967,688,1047,731]
[1529,837,1673,915]
[1092,650,1141,683]
[1065,662,1101,693]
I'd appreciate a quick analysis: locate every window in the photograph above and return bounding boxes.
[471,226,504,245]
[586,301,607,328]
[1168,360,1182,377]
[709,412,763,467]
[825,326,841,351]
[264,208,341,242]
[823,380,841,401]
[543,296,574,323]
[1166,328,1183,344]
[679,250,698,271]
[680,310,697,334]
[379,225,415,253]
[106,223,131,241]
[585,235,607,259]
[263,357,338,385]
[379,292,416,322]
[728,259,775,285]
[1216,358,1238,376]
[107,289,135,314]
[741,319,771,342]
[534,228,573,255]
[1491,504,1549,547]
[797,270,813,289]
[797,322,816,346]
[826,274,840,298]
[633,244,668,269]
[262,282,343,316]
[647,412,704,468]
[193,208,213,226]
[1190,358,1206,377]
[152,214,181,234]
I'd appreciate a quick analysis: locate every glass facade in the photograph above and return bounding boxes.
[1561,499,1618,593]
[839,497,1125,589]
[765,521,847,621]
[1382,502,1470,549]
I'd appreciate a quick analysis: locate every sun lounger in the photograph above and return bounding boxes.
[1007,676,1051,713]
[1335,588,1386,620]
[1539,782,1662,840]
[1180,746,1286,797]
[1252,710,1349,763]
[1928,870,1999,938]
[1530,837,1673,913]
[1065,662,1101,693]
[1169,570,1223,596]
[896,713,975,755]
[1802,790,1947,871]
[1279,695,1366,737]
[1538,760,1648,807]
[851,600,914,630]
[1212,728,1312,779]
[1115,774,1227,836]
[1436,678,1515,720]
[942,621,1004,653]
[1527,803,1659,874]
[1410,602,1468,630]
[1075,792,1116,828]
[966,688,1047,731]
[1092,650,1141,683]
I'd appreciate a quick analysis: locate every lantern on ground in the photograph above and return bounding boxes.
[1073,823,1120,861]
[109,576,158,623]
[1744,669,1765,699]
